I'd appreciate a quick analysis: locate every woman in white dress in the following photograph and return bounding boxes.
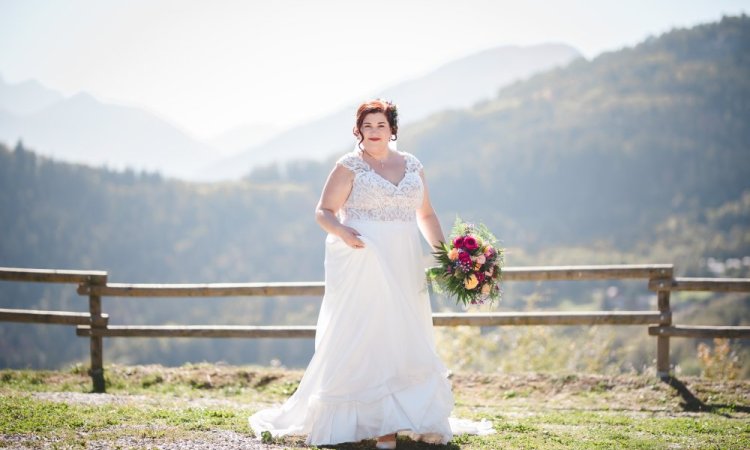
[249,99,455,448]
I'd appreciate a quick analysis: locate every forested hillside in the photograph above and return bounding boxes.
[408,16,750,248]
[1,16,748,373]
[0,143,324,368]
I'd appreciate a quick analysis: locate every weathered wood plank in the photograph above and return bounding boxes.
[649,277,750,292]
[499,264,673,281]
[78,282,326,297]
[0,267,107,284]
[649,325,750,338]
[0,308,108,325]
[76,325,317,338]
[76,265,676,298]
[656,336,671,377]
[657,291,671,321]
[656,290,672,376]
[73,312,664,338]
[88,277,107,393]
[432,311,664,326]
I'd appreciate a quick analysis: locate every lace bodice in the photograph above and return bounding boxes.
[336,150,424,222]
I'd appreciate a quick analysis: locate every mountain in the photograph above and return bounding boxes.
[401,15,750,248]
[203,43,582,180]
[0,108,14,126]
[0,86,218,179]
[206,122,285,158]
[0,75,64,116]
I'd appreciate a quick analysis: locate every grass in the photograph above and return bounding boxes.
[1,363,748,449]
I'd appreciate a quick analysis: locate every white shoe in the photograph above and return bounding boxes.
[375,438,397,449]
[420,433,443,444]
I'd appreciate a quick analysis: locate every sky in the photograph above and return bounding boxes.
[0,0,747,140]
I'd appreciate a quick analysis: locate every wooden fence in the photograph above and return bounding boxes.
[1,264,749,393]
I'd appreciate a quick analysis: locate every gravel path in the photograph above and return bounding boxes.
[2,430,283,450]
[31,391,255,410]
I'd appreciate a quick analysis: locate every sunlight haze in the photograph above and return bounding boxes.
[0,0,747,139]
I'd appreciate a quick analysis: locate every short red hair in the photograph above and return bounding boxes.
[353,99,399,147]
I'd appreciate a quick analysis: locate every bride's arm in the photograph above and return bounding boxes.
[416,170,446,250]
[315,164,365,248]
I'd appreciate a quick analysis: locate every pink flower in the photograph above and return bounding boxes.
[464,236,479,251]
[458,250,471,264]
[484,246,496,258]
[476,272,486,284]
[453,236,465,249]
[476,254,486,265]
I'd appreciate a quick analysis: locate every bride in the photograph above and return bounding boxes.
[249,99,490,448]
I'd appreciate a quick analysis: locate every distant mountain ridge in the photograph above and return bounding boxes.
[206,122,284,158]
[0,81,217,179]
[403,15,750,247]
[0,43,580,181]
[0,75,64,116]
[202,43,582,180]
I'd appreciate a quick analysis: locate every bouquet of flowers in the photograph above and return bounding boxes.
[428,218,504,306]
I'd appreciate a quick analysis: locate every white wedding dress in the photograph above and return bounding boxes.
[249,149,493,445]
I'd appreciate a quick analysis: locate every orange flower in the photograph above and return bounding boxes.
[448,248,459,261]
[464,274,479,290]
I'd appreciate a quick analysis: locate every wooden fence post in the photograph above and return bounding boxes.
[87,274,107,393]
[656,285,672,379]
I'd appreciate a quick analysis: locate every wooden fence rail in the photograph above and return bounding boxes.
[1,264,748,392]
[0,267,107,284]
[0,308,109,326]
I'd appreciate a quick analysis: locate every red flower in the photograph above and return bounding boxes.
[476,272,486,284]
[453,236,465,249]
[464,236,479,251]
[458,250,471,264]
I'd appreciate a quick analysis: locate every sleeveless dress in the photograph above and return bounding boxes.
[248,150,457,445]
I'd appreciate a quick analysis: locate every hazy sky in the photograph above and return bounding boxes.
[0,0,747,139]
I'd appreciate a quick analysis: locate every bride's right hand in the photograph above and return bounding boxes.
[337,225,365,249]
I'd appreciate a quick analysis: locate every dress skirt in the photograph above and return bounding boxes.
[249,219,454,445]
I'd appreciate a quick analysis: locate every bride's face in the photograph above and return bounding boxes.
[360,112,391,147]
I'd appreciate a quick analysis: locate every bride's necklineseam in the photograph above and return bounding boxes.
[356,149,408,167]
[357,149,409,186]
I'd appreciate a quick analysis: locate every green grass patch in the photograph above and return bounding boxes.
[1,395,117,434]
[1,365,748,449]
